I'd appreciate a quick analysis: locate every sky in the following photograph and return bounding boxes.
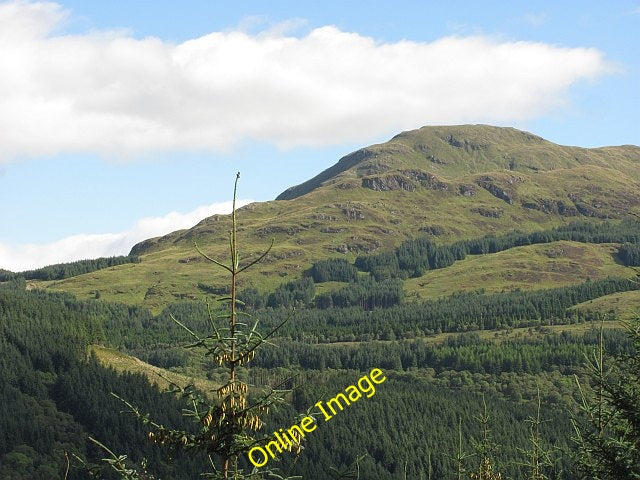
[0,0,639,271]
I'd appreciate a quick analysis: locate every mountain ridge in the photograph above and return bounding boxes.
[275,124,640,201]
[38,124,640,310]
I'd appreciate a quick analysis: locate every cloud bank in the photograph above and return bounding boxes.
[0,199,253,271]
[0,0,612,161]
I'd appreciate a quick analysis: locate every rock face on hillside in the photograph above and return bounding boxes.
[362,175,415,192]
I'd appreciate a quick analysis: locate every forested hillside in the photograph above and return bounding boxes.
[0,279,588,479]
[2,249,638,478]
[0,282,205,479]
[0,255,139,282]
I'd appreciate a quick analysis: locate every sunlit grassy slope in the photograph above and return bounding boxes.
[90,345,219,394]
[404,241,630,300]
[42,125,640,310]
[571,290,640,321]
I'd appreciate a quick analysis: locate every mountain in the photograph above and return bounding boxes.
[276,124,640,201]
[40,125,640,310]
[5,125,640,478]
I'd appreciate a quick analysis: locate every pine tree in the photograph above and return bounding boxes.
[517,387,557,480]
[572,319,640,479]
[468,398,502,480]
[76,173,301,480]
[571,230,640,480]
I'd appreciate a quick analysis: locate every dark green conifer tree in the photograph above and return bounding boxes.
[572,320,640,479]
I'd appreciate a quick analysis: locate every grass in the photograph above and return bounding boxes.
[328,319,624,349]
[571,290,640,321]
[405,241,630,300]
[90,345,220,395]
[314,280,349,295]
[423,320,623,345]
[41,239,633,314]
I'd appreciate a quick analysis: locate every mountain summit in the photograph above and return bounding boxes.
[277,124,640,201]
[46,125,640,309]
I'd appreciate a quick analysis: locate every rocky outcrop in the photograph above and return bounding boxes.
[130,238,158,256]
[330,236,381,254]
[458,184,477,197]
[256,225,303,236]
[311,213,338,221]
[418,225,446,236]
[342,207,366,221]
[257,249,304,264]
[445,134,464,148]
[444,134,489,151]
[400,170,449,191]
[471,207,504,218]
[574,203,599,217]
[356,161,390,176]
[568,193,608,218]
[144,285,162,300]
[475,176,521,204]
[521,199,578,216]
[320,227,347,233]
[520,193,617,218]
[427,155,448,165]
[178,256,203,264]
[337,203,367,221]
[413,143,449,165]
[362,175,416,192]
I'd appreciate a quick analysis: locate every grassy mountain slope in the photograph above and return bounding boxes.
[404,241,630,300]
[571,289,640,321]
[277,125,640,199]
[90,345,219,394]
[42,125,640,309]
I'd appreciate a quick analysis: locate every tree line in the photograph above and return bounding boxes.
[0,255,139,282]
[305,220,640,281]
[618,242,640,266]
[249,328,634,375]
[79,276,638,349]
[252,277,638,342]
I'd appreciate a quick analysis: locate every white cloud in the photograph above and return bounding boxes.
[0,199,253,271]
[519,12,547,27]
[0,1,613,161]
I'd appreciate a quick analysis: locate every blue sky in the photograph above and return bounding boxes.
[0,0,638,270]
